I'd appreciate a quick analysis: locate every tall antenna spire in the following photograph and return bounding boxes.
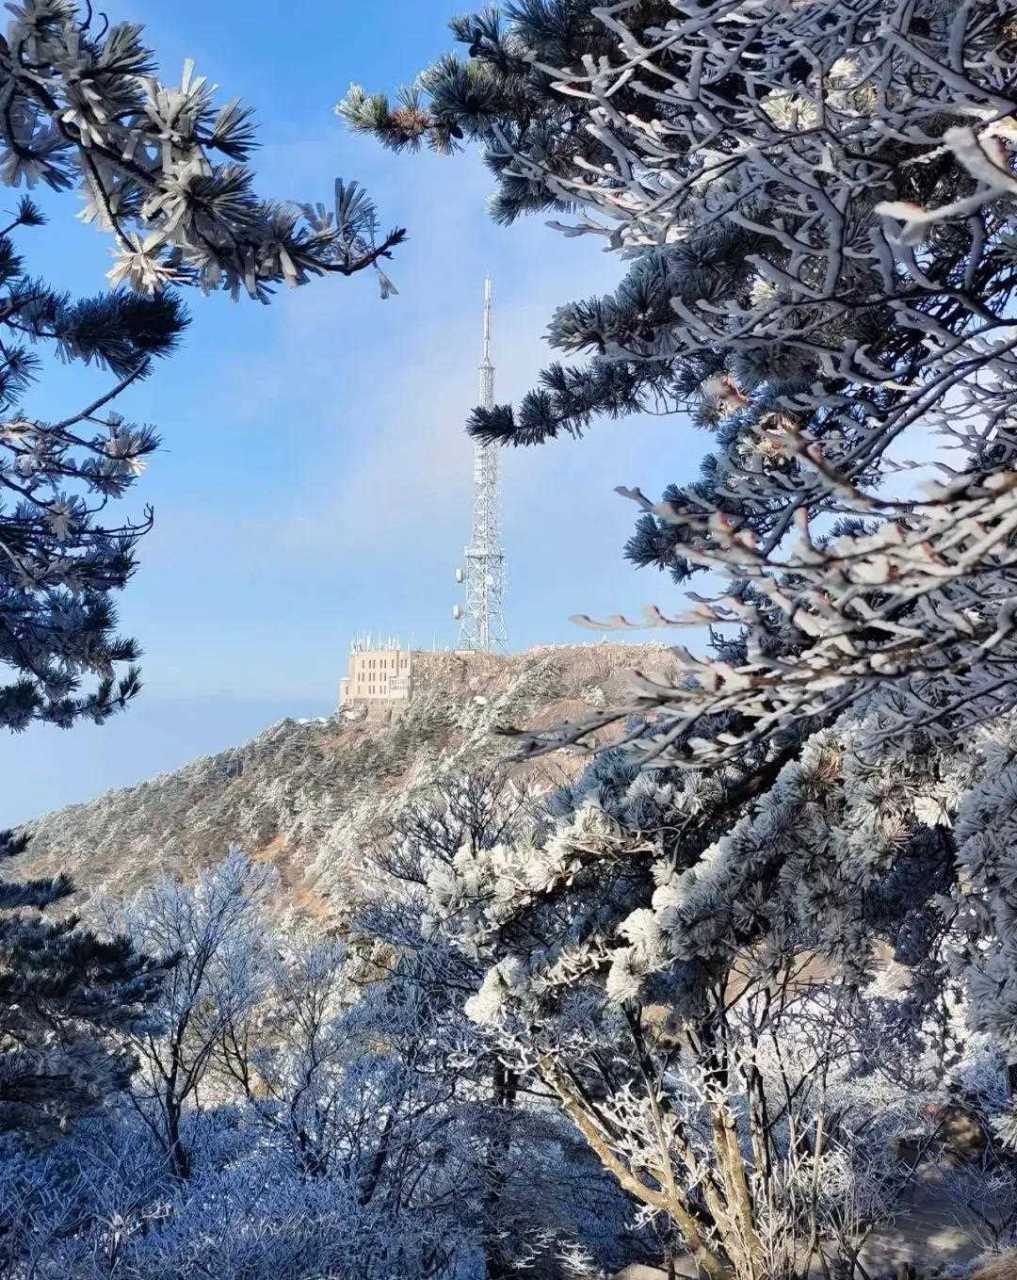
[482,274,492,366]
[454,276,507,652]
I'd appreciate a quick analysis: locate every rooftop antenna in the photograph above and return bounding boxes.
[453,276,507,651]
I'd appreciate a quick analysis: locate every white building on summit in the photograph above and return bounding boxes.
[338,638,511,721]
[339,638,413,712]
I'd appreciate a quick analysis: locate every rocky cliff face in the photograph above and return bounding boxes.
[14,644,679,913]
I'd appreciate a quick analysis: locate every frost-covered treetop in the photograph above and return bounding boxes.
[6,0,404,298]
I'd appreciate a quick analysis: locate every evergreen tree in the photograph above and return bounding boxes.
[342,6,1017,1270]
[0,179,181,1134]
[0,193,184,730]
[342,0,1017,761]
[0,0,403,1132]
[2,0,402,732]
[0,825,171,1134]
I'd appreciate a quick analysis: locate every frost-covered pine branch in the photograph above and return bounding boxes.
[392,745,986,1279]
[5,2,405,297]
[346,0,1017,765]
[1,2,404,732]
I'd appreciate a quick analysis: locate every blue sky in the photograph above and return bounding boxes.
[1,0,699,825]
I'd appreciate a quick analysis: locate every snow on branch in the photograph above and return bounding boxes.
[2,2,405,298]
[511,460,1017,767]
[348,0,1017,766]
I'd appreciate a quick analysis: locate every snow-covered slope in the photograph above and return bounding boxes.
[14,644,678,913]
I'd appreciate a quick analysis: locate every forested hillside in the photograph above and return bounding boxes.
[16,644,679,911]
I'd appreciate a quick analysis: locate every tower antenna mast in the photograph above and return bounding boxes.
[454,277,507,651]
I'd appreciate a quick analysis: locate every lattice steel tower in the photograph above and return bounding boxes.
[454,277,507,651]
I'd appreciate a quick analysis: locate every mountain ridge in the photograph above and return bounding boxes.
[14,643,681,914]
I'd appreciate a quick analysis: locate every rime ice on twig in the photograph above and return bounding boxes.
[347,0,1017,767]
